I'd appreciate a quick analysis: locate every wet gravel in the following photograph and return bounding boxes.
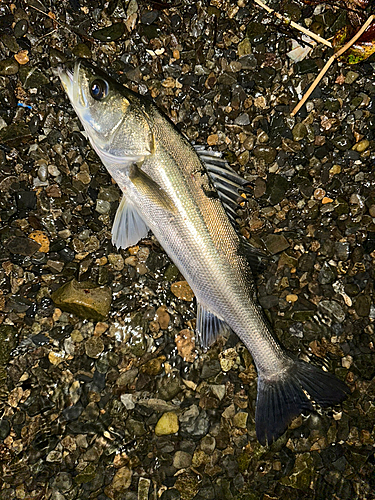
[1,0,375,499]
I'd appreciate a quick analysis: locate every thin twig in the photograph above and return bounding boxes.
[254,0,332,47]
[291,14,375,116]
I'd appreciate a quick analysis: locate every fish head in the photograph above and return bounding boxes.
[58,58,153,164]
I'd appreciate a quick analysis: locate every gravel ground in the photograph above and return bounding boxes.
[0,1,375,499]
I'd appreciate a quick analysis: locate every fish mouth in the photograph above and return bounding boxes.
[58,59,88,111]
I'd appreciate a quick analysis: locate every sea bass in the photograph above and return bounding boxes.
[59,59,349,445]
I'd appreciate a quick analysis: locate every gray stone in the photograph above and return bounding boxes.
[318,300,345,323]
[173,450,192,469]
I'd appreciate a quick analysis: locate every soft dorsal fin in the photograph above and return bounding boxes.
[239,238,270,276]
[196,303,231,349]
[195,146,251,226]
[112,196,149,249]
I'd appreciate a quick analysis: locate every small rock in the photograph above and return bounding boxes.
[14,49,29,65]
[344,71,359,84]
[292,123,307,141]
[262,234,289,255]
[121,394,135,410]
[0,58,19,75]
[318,262,336,285]
[175,329,196,363]
[6,236,40,256]
[354,295,371,317]
[105,466,132,498]
[51,279,112,321]
[156,305,170,329]
[92,23,126,41]
[171,281,194,301]
[218,348,239,372]
[48,351,66,365]
[318,300,345,323]
[201,359,221,379]
[155,412,179,436]
[200,435,216,454]
[233,412,248,428]
[108,254,124,271]
[29,230,50,253]
[85,337,105,358]
[138,478,151,500]
[173,450,192,469]
[140,356,166,376]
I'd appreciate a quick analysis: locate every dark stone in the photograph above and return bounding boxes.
[294,60,318,74]
[0,419,11,440]
[92,23,125,42]
[16,191,37,210]
[62,404,84,421]
[6,236,40,256]
[200,359,221,379]
[141,10,159,25]
[160,489,181,500]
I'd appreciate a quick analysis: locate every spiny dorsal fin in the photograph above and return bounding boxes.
[196,303,232,349]
[195,146,251,226]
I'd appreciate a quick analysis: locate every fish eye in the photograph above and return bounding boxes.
[90,79,109,100]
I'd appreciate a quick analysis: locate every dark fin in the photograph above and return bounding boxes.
[255,359,349,446]
[239,238,270,275]
[129,164,177,214]
[112,196,149,249]
[195,147,251,223]
[196,303,231,349]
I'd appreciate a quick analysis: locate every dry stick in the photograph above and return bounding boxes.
[254,0,332,47]
[291,14,375,116]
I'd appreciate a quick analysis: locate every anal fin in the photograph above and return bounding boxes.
[112,196,149,249]
[196,303,231,349]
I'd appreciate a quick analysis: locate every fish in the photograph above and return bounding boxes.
[59,59,349,445]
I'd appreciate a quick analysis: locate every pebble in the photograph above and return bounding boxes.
[180,406,210,439]
[105,466,132,497]
[218,348,239,372]
[156,305,170,329]
[318,262,336,285]
[6,236,41,256]
[292,123,307,141]
[200,435,216,454]
[352,139,369,152]
[171,281,195,301]
[140,356,166,376]
[318,300,345,323]
[28,231,50,253]
[85,337,105,358]
[155,412,179,436]
[173,450,192,469]
[51,279,112,321]
[92,23,125,41]
[344,71,359,84]
[175,329,196,362]
[233,412,248,429]
[262,234,290,255]
[108,254,125,271]
[14,50,29,65]
[138,478,151,500]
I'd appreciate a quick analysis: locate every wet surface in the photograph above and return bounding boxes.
[0,1,375,499]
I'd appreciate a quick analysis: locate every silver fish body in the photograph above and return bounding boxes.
[59,59,349,445]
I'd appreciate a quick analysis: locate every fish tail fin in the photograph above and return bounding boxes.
[255,359,349,446]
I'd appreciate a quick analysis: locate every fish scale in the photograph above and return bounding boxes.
[59,58,349,445]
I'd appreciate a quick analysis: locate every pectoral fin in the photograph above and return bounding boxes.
[112,196,149,249]
[129,164,177,214]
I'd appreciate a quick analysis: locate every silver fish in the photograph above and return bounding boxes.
[59,59,349,445]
